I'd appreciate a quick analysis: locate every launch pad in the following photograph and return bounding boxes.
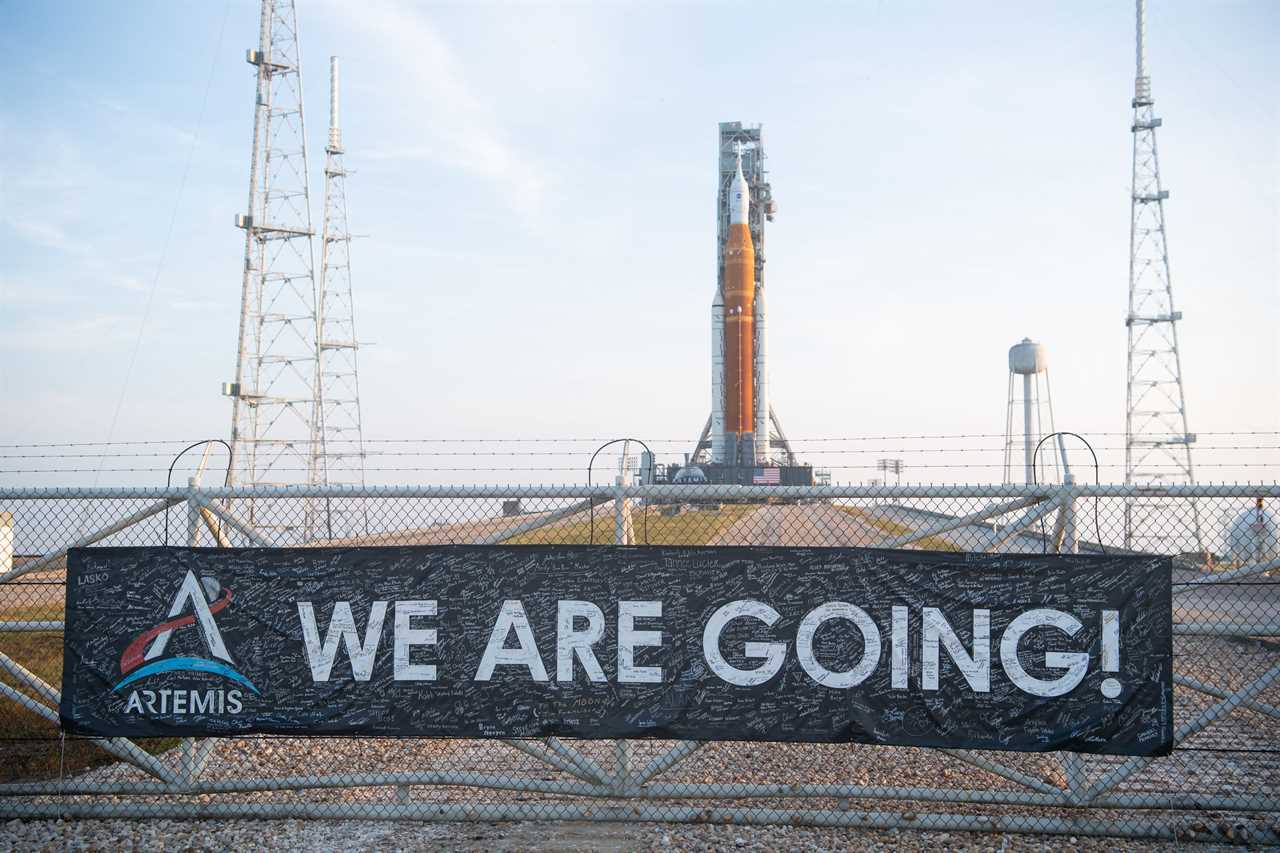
[658,462,816,488]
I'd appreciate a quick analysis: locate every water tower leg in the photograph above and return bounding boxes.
[1023,372,1034,484]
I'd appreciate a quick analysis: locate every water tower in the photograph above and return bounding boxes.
[1003,338,1060,485]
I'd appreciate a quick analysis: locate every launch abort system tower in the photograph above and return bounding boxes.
[691,122,797,472]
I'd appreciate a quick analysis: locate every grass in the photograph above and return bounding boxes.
[0,503,750,782]
[1,612,178,783]
[504,503,756,546]
[835,504,962,552]
[0,506,754,781]
[0,602,66,621]
[1,631,106,782]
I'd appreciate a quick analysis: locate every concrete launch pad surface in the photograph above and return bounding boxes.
[709,503,891,547]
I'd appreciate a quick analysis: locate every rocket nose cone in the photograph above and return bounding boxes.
[732,152,748,189]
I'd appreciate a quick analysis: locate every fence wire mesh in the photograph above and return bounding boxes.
[0,477,1277,844]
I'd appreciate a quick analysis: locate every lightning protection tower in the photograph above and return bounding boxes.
[1123,0,1203,553]
[315,56,368,493]
[225,0,323,531]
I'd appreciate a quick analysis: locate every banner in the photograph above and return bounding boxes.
[61,545,1173,755]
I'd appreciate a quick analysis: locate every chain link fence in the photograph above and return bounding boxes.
[0,481,1277,843]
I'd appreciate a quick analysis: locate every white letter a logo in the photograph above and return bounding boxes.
[145,571,233,664]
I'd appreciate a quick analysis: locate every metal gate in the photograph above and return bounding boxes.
[1,483,1276,843]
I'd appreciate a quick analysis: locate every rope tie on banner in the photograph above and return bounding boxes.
[58,731,67,814]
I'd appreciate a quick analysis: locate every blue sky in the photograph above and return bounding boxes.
[0,1,1276,483]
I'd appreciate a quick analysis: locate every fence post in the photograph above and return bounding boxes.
[1051,477,1079,555]
[614,738,632,795]
[614,478,633,547]
[186,477,202,547]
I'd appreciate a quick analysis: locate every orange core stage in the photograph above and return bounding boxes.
[723,221,755,437]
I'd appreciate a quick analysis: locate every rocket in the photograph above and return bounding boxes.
[705,126,781,470]
[722,152,755,465]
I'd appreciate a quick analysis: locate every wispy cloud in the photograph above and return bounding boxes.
[0,124,157,297]
[327,0,547,217]
[92,95,197,146]
[169,298,223,312]
[0,313,137,353]
[1,211,149,294]
[2,216,85,256]
[0,274,75,308]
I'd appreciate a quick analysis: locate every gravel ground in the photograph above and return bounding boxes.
[0,817,1253,851]
[3,503,1276,849]
[0,634,1274,848]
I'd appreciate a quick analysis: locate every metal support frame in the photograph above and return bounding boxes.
[877,495,1043,549]
[500,739,609,786]
[0,497,182,584]
[633,741,703,786]
[1083,661,1280,802]
[2,772,1274,813]
[938,749,1063,797]
[1174,673,1280,719]
[984,496,1062,552]
[195,496,274,546]
[0,661,177,784]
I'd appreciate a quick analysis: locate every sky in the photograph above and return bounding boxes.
[0,0,1276,485]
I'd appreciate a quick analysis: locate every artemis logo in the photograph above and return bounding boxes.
[112,570,258,698]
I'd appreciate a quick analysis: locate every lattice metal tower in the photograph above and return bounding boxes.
[315,56,368,488]
[1123,0,1203,552]
[226,0,323,498]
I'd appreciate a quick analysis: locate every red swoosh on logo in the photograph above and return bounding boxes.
[119,589,232,675]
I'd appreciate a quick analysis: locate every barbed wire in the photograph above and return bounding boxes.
[2,443,1278,459]
[5,462,1278,474]
[2,431,1279,449]
[2,444,1278,460]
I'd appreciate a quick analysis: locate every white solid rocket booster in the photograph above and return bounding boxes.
[754,284,768,463]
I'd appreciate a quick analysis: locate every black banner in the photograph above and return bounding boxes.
[61,546,1173,755]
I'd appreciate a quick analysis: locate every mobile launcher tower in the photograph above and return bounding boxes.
[686,123,808,487]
